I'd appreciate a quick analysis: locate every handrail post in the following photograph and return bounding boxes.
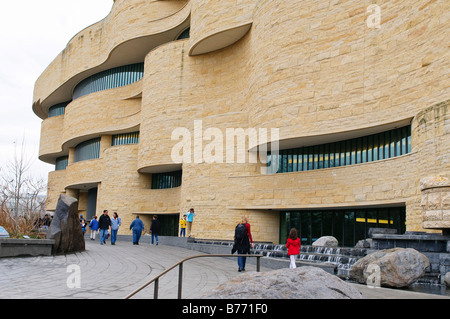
[125,254,263,299]
[154,278,159,299]
[257,256,261,272]
[178,263,184,299]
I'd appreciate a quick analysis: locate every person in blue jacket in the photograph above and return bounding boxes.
[89,216,99,240]
[110,212,122,245]
[186,208,196,237]
[130,215,145,245]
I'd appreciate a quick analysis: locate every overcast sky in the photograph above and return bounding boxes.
[0,0,113,183]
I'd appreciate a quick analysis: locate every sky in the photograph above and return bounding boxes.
[0,0,113,183]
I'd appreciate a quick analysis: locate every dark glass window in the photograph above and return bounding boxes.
[112,132,140,146]
[74,138,101,163]
[152,170,182,189]
[177,27,190,40]
[73,63,144,100]
[280,207,406,246]
[158,214,180,236]
[48,101,71,118]
[269,126,411,173]
[55,156,68,171]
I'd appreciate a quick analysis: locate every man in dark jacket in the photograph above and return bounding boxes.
[150,215,161,245]
[98,210,111,245]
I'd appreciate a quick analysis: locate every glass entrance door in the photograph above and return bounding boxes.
[158,214,180,236]
[86,188,98,220]
[280,207,406,246]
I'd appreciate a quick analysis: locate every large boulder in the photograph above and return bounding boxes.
[445,272,450,287]
[355,239,372,248]
[312,236,339,247]
[47,195,85,254]
[349,248,429,288]
[202,266,363,299]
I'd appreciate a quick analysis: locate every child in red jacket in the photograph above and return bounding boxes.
[286,228,301,269]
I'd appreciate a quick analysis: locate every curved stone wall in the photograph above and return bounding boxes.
[189,0,253,55]
[248,0,450,141]
[39,115,65,163]
[34,0,450,240]
[33,0,190,118]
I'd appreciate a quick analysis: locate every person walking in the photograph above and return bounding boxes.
[110,212,122,245]
[81,220,87,235]
[186,208,196,237]
[286,228,301,269]
[231,216,254,272]
[130,215,145,245]
[98,210,111,245]
[89,216,99,240]
[150,215,161,245]
[179,214,187,237]
[42,214,51,231]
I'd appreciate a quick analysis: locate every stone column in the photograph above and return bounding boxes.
[420,176,450,234]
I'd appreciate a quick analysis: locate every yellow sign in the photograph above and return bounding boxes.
[356,218,393,224]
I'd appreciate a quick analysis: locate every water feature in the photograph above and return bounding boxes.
[193,238,449,297]
[193,240,366,278]
[251,243,366,279]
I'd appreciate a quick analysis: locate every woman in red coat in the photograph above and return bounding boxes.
[286,228,301,269]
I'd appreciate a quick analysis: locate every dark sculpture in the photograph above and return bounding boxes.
[47,195,85,254]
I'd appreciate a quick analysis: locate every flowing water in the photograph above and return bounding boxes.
[194,240,365,278]
[252,243,366,279]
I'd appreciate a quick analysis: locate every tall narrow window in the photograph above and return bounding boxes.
[112,132,140,146]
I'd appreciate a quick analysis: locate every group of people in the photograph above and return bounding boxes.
[178,208,196,237]
[81,208,301,270]
[129,215,161,245]
[83,210,162,246]
[232,215,301,271]
[85,210,122,245]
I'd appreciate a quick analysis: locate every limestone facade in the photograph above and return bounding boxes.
[34,0,450,244]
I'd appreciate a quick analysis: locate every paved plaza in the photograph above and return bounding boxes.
[0,238,448,299]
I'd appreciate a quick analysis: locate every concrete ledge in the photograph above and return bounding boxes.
[115,234,195,247]
[371,233,450,252]
[0,238,55,258]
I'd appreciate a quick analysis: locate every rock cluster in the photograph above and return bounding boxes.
[349,248,429,288]
[202,266,362,299]
[312,236,338,247]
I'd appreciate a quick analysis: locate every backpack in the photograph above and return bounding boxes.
[235,223,246,241]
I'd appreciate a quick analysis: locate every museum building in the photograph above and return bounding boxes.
[33,0,449,245]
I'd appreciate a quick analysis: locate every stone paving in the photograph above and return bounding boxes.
[0,237,448,299]
[0,237,268,299]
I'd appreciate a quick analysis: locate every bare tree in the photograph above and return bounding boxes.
[0,138,46,236]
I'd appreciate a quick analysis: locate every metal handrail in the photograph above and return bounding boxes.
[124,254,263,299]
